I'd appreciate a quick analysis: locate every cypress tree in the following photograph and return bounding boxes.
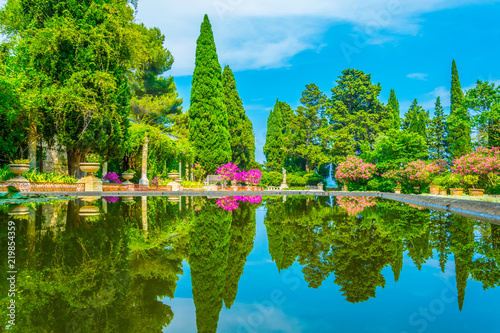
[388,89,400,130]
[428,97,448,159]
[403,99,428,142]
[189,15,231,173]
[222,65,255,169]
[263,99,286,171]
[447,60,471,158]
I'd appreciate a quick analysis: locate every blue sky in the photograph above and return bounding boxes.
[135,0,500,163]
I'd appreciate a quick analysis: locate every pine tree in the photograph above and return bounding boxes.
[263,100,286,171]
[189,15,231,173]
[222,65,255,169]
[447,60,471,159]
[428,97,448,159]
[388,89,400,130]
[403,99,428,143]
[291,83,329,172]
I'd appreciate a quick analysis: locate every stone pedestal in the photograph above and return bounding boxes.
[168,181,183,191]
[77,176,103,191]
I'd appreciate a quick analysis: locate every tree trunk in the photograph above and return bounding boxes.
[305,156,310,173]
[67,149,85,178]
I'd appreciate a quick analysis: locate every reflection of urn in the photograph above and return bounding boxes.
[77,163,102,191]
[6,164,30,183]
[8,204,29,216]
[121,196,135,203]
[122,173,135,185]
[168,196,181,203]
[79,196,100,217]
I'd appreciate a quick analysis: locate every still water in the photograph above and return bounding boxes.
[1,195,499,333]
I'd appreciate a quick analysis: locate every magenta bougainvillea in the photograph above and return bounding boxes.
[103,172,122,184]
[216,162,240,181]
[104,196,119,203]
[217,163,262,185]
[335,156,376,184]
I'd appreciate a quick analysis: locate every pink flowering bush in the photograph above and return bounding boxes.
[216,162,240,182]
[452,147,500,189]
[103,172,122,184]
[335,156,376,186]
[336,196,377,216]
[245,169,262,185]
[382,159,447,193]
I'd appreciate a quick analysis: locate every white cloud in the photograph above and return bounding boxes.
[407,73,428,81]
[135,0,498,76]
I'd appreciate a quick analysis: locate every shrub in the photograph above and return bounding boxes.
[261,171,281,186]
[216,162,239,181]
[452,147,500,190]
[23,171,78,183]
[103,172,122,184]
[335,155,376,186]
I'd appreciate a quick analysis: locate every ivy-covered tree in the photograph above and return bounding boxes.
[0,0,153,176]
[388,89,400,130]
[188,15,231,173]
[222,65,255,169]
[465,80,500,147]
[447,60,471,159]
[263,99,286,171]
[325,69,392,163]
[428,97,448,159]
[290,83,329,172]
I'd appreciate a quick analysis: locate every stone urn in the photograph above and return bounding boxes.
[6,164,30,182]
[449,188,464,196]
[122,172,135,185]
[78,163,102,191]
[394,189,401,194]
[429,185,440,195]
[469,188,484,197]
[168,173,180,181]
[8,204,29,216]
[167,172,182,191]
[439,189,447,195]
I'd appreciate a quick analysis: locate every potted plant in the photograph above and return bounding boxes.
[447,173,464,196]
[80,153,101,175]
[7,159,30,182]
[464,174,483,196]
[429,180,440,195]
[122,169,135,184]
[394,183,402,194]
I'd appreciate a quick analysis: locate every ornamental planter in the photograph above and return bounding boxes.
[469,188,484,197]
[122,173,135,185]
[429,185,440,195]
[79,205,100,217]
[78,163,102,191]
[6,164,30,183]
[394,189,401,194]
[450,188,464,196]
[8,204,29,216]
[168,173,180,181]
[79,163,100,175]
[439,189,447,196]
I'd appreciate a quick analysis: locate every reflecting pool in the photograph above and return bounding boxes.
[1,196,499,332]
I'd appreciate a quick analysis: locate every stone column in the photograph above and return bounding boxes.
[179,161,182,180]
[191,164,194,181]
[28,129,37,170]
[139,137,149,186]
[102,162,108,177]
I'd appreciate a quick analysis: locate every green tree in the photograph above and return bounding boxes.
[263,99,286,171]
[0,0,153,176]
[188,15,231,173]
[448,60,471,158]
[325,69,392,163]
[0,70,25,162]
[388,89,400,130]
[222,65,256,169]
[465,80,500,147]
[428,97,448,159]
[291,83,329,172]
[402,99,428,143]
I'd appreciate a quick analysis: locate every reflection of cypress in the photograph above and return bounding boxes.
[406,226,432,271]
[189,201,232,333]
[223,202,257,309]
[264,198,288,271]
[431,212,450,273]
[390,241,404,282]
[449,215,474,311]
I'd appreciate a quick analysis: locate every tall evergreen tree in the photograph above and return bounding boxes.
[325,69,392,163]
[291,83,329,172]
[388,89,400,130]
[263,99,286,171]
[222,65,255,169]
[189,15,231,173]
[447,60,471,158]
[428,97,448,159]
[402,99,428,143]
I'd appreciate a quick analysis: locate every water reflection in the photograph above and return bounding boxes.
[0,196,499,332]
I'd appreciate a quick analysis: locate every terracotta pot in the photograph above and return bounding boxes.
[429,185,440,195]
[449,188,464,196]
[439,189,447,195]
[80,163,100,175]
[394,189,401,194]
[469,188,484,197]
